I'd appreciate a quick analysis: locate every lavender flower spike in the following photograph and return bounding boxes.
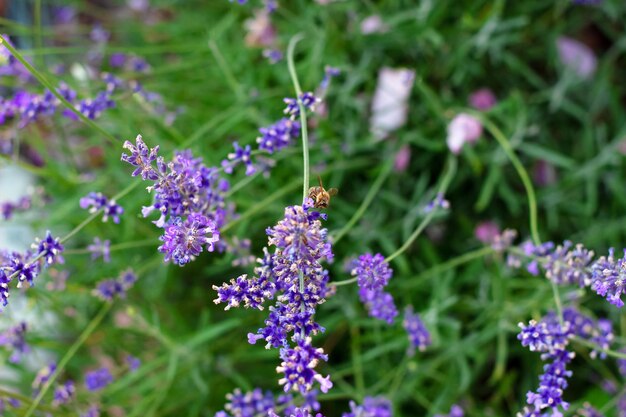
[84,367,113,391]
[591,248,626,307]
[121,134,160,180]
[158,213,220,266]
[403,306,431,355]
[343,396,392,417]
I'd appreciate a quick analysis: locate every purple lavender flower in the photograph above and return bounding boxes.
[126,355,141,371]
[319,66,341,92]
[222,142,256,176]
[87,237,111,262]
[0,397,20,414]
[270,408,325,417]
[6,252,40,288]
[435,405,464,417]
[543,241,594,287]
[81,405,100,417]
[34,231,64,266]
[84,367,113,391]
[0,322,29,362]
[79,192,124,223]
[591,248,626,307]
[518,308,613,417]
[277,337,332,394]
[158,213,220,265]
[122,136,229,264]
[403,306,431,355]
[364,290,398,324]
[343,396,392,417]
[53,380,75,405]
[213,274,275,310]
[93,268,137,300]
[121,134,160,180]
[263,49,283,64]
[0,196,32,220]
[217,388,276,417]
[351,253,397,323]
[284,93,320,119]
[257,118,300,154]
[33,363,57,391]
[0,270,9,307]
[351,253,392,293]
[215,200,332,392]
[424,193,450,213]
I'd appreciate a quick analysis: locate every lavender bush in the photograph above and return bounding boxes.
[0,1,625,416]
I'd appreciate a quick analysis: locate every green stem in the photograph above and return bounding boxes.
[331,277,357,287]
[208,39,245,102]
[385,155,457,263]
[473,113,566,325]
[286,33,309,202]
[65,239,159,255]
[572,336,626,360]
[24,303,112,417]
[477,114,541,246]
[408,246,496,285]
[0,35,118,144]
[332,160,393,245]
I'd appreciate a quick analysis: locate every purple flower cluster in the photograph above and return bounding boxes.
[351,253,397,324]
[93,268,137,301]
[424,193,450,213]
[215,388,276,417]
[87,237,111,262]
[81,405,100,417]
[0,231,64,309]
[84,367,113,392]
[403,306,431,355]
[215,387,321,417]
[53,380,75,406]
[257,118,301,154]
[284,92,320,119]
[0,80,115,128]
[510,239,626,308]
[80,192,124,223]
[270,408,324,417]
[517,308,614,416]
[343,396,392,417]
[109,53,151,73]
[222,142,256,176]
[0,35,32,81]
[590,248,626,307]
[1,195,32,220]
[0,397,20,414]
[214,200,333,394]
[33,362,57,392]
[0,322,29,363]
[121,135,223,265]
[434,405,464,417]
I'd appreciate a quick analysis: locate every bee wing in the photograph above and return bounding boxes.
[328,188,338,196]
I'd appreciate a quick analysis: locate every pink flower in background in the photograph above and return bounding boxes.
[393,144,411,172]
[469,88,497,111]
[556,37,597,79]
[361,15,388,35]
[446,114,482,154]
[475,221,500,244]
[245,9,276,47]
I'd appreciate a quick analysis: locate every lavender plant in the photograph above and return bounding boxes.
[1,2,626,417]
